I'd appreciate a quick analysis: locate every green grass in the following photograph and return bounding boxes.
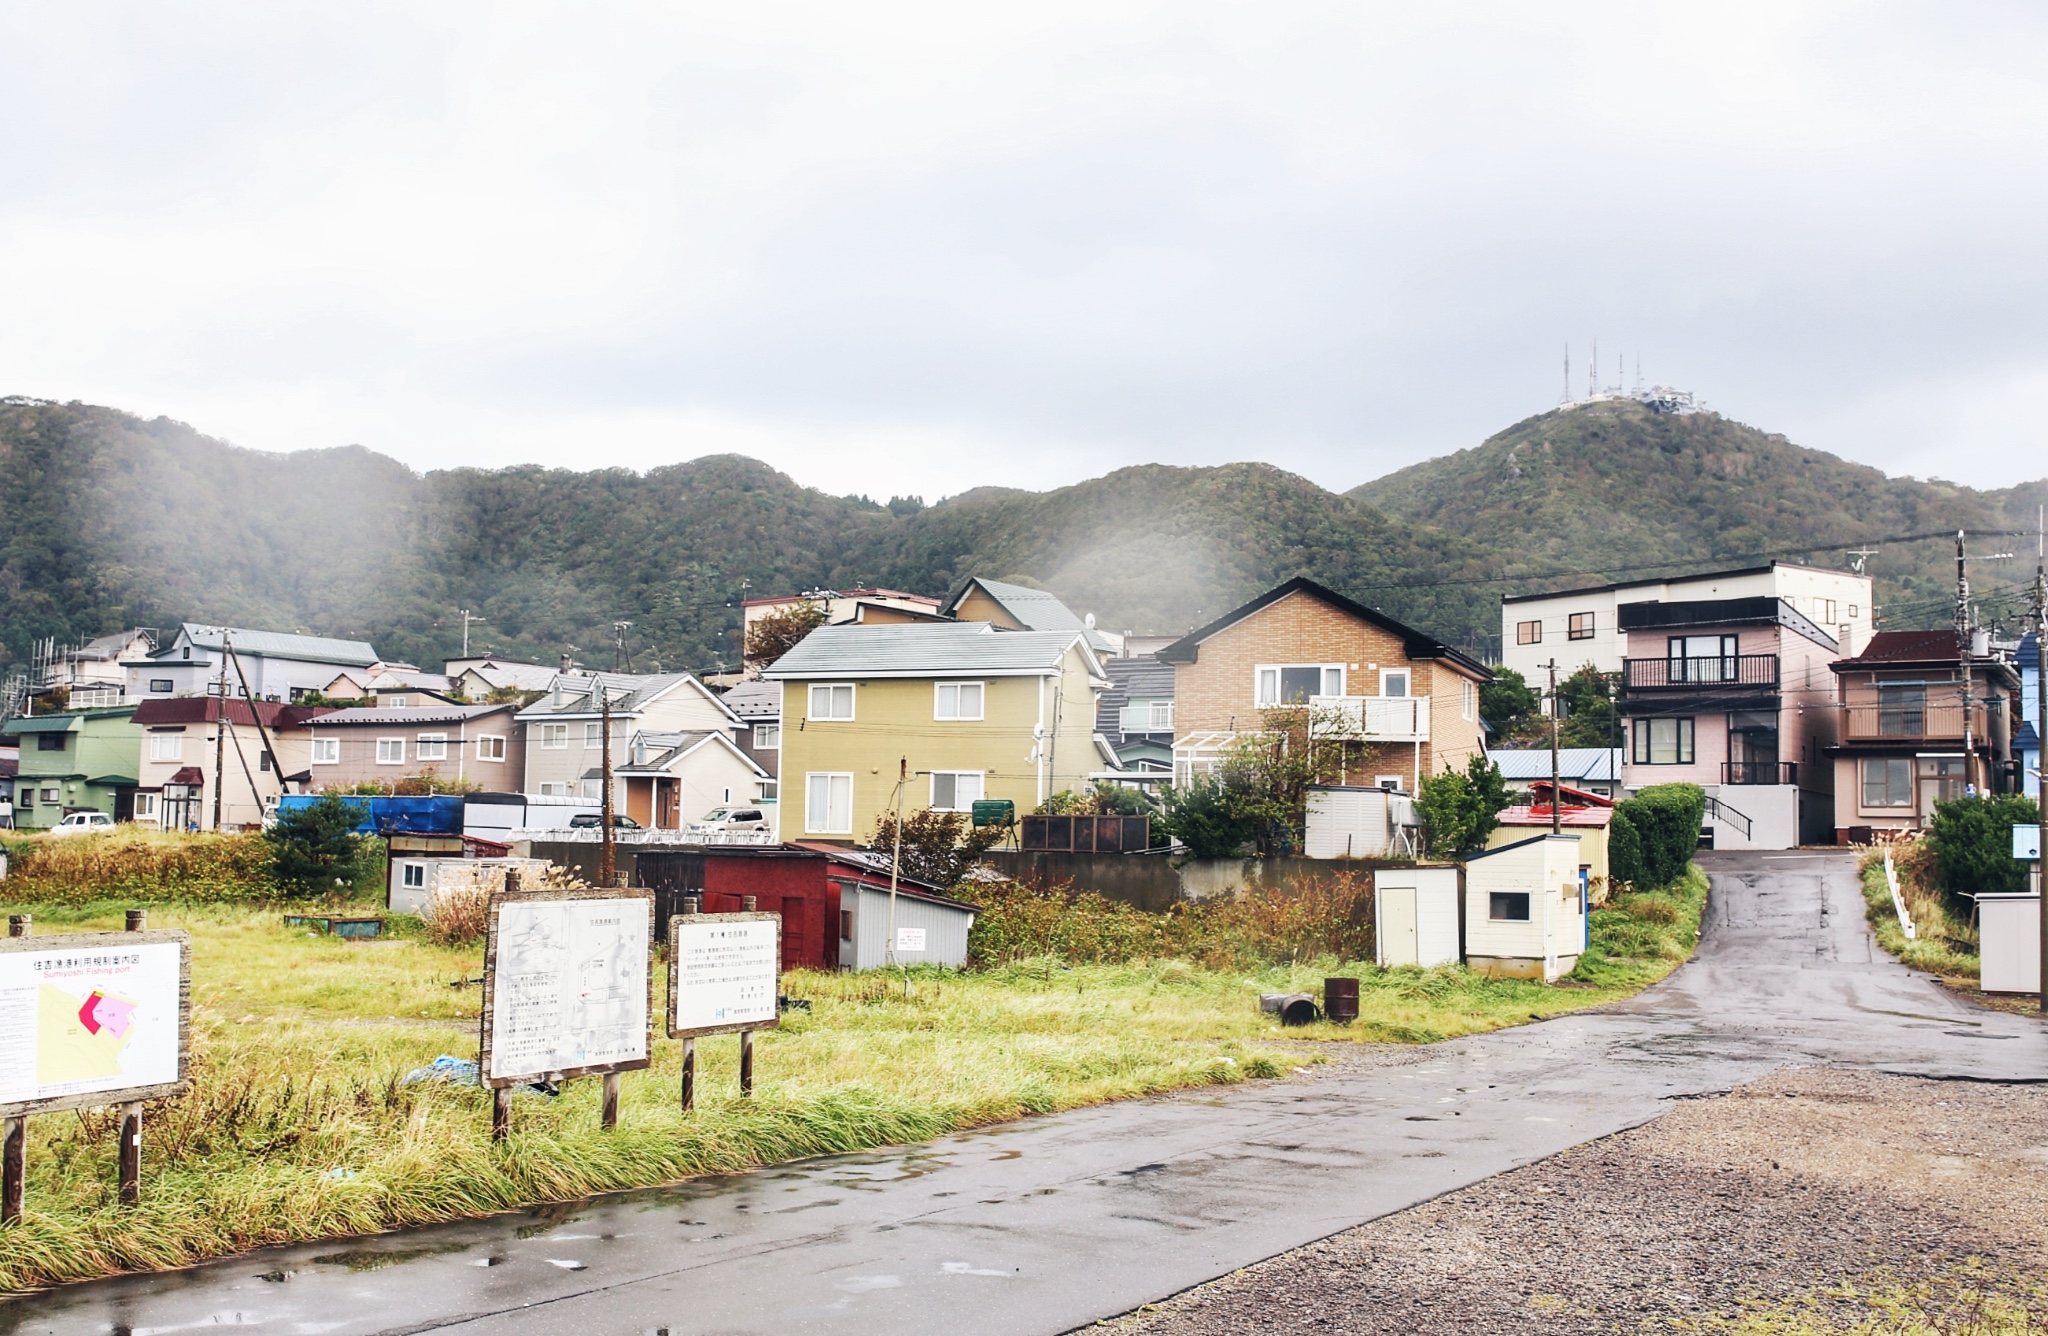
[1858,849,1981,984]
[0,888,1705,1292]
[1567,864,1710,987]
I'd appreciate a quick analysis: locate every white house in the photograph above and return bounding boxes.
[126,624,380,702]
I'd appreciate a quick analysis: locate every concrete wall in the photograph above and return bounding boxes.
[982,850,1393,911]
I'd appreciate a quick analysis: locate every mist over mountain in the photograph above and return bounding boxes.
[1,394,2039,676]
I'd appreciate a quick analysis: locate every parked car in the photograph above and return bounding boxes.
[685,806,770,837]
[567,813,642,830]
[48,811,117,837]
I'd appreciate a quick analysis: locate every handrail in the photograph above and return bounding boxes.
[1882,848,1917,940]
[1702,795,1753,841]
[1622,654,1779,689]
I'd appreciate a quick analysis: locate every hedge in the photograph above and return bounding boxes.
[1612,783,1703,891]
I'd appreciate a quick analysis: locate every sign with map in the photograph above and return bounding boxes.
[0,930,191,1117]
[668,913,780,1038]
[480,889,654,1088]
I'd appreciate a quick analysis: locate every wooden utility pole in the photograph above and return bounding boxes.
[1547,660,1561,835]
[598,682,617,887]
[886,758,906,984]
[211,650,228,831]
[2035,542,2047,1014]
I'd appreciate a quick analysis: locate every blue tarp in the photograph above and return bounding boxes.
[274,794,464,835]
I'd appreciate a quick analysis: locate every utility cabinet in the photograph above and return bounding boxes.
[1978,893,2040,995]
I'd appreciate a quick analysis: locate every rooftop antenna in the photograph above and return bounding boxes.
[1847,546,1879,575]
[1561,343,1571,404]
[612,620,634,674]
[1589,338,1598,399]
[1617,350,1623,393]
[1633,352,1643,393]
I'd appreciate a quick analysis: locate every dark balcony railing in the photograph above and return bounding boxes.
[1722,761,1797,786]
[1622,655,1780,689]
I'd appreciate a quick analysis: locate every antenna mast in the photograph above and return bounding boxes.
[1561,343,1571,404]
[1589,338,1598,399]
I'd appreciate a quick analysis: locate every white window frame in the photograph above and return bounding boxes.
[376,737,406,765]
[929,770,985,812]
[401,862,426,889]
[539,723,568,749]
[148,733,184,762]
[310,736,340,764]
[809,683,855,721]
[1379,668,1411,698]
[579,777,602,801]
[134,792,158,820]
[757,779,779,803]
[753,722,781,750]
[1461,679,1474,721]
[805,771,854,834]
[538,781,568,797]
[934,681,985,721]
[415,733,449,761]
[1254,664,1345,707]
[1375,775,1404,792]
[476,734,507,761]
[584,721,606,747]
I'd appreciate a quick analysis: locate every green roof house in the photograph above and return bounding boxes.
[3,706,142,829]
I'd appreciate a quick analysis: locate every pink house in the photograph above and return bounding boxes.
[1615,596,1840,848]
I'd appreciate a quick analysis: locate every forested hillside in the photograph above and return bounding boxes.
[1352,397,2048,637]
[0,394,2040,676]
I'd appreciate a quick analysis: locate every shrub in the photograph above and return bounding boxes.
[1156,775,1257,859]
[422,880,492,946]
[870,808,1006,887]
[1927,794,2040,908]
[1608,806,1643,887]
[1416,755,1511,858]
[264,794,374,897]
[1614,783,1703,890]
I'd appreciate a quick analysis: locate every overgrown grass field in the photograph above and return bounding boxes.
[0,870,1706,1292]
[1857,844,1982,985]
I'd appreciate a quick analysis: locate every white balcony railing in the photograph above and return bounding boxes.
[1307,694,1430,743]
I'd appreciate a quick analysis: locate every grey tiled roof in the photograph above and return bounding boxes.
[1095,655,1176,735]
[763,623,1087,679]
[1489,748,1623,783]
[720,679,782,719]
[515,672,726,720]
[305,705,515,727]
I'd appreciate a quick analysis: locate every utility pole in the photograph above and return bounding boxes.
[2035,513,2046,1013]
[1547,660,1561,835]
[597,682,617,886]
[886,758,906,986]
[211,649,228,832]
[457,610,486,657]
[612,621,634,674]
[1957,531,1975,793]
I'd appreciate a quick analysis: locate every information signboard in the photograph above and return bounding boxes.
[0,930,191,1118]
[2015,825,2040,862]
[479,889,654,1089]
[668,912,780,1038]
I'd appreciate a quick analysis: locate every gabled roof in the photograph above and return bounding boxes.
[164,623,379,667]
[458,660,559,692]
[720,679,783,719]
[943,578,1118,653]
[763,622,1101,680]
[515,672,742,726]
[1832,630,2014,677]
[615,729,769,780]
[1155,577,1490,679]
[1489,747,1623,783]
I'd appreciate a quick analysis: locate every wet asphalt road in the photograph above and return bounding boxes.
[4,851,2044,1336]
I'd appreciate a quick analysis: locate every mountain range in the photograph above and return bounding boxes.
[1,393,2040,678]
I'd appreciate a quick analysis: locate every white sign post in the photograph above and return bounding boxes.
[0,923,191,1220]
[668,910,780,1110]
[478,886,654,1139]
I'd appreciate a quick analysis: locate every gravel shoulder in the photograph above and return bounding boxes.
[1101,1068,2048,1334]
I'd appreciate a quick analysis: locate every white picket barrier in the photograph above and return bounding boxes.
[1883,848,1916,941]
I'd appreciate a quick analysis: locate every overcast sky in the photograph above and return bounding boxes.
[2,4,2044,499]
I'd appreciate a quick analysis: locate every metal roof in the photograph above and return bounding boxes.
[720,679,783,718]
[1489,748,1624,783]
[305,705,516,727]
[515,672,737,724]
[458,660,559,692]
[763,623,1089,679]
[3,715,81,734]
[168,623,379,667]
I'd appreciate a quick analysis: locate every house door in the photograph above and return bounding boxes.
[782,896,806,969]
[625,779,654,828]
[1379,886,1418,967]
[658,779,679,829]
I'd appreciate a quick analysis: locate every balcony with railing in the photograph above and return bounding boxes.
[1722,761,1798,786]
[1622,654,1780,690]
[1306,694,1430,743]
[1840,699,1989,744]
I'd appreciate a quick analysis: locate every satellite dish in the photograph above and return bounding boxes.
[1084,612,1096,629]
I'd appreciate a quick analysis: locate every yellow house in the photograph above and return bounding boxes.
[764,623,1109,843]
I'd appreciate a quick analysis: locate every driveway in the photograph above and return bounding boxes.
[4,851,2043,1336]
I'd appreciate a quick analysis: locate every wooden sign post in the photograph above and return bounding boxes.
[668,898,779,1112]
[477,880,654,1140]
[0,911,191,1221]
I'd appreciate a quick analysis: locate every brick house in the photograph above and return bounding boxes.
[1157,577,1491,791]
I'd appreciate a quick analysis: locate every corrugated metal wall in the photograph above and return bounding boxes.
[840,881,976,969]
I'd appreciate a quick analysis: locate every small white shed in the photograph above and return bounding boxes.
[1304,785,1422,859]
[1462,833,1585,982]
[1375,866,1461,968]
[388,854,549,915]
[1977,893,2040,995]
[832,876,980,970]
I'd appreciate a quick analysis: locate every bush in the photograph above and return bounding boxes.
[1928,794,2040,907]
[1156,775,1258,858]
[870,807,1006,887]
[1614,783,1703,890]
[0,830,272,904]
[264,794,374,898]
[1416,755,1510,858]
[422,880,492,946]
[1608,806,1643,887]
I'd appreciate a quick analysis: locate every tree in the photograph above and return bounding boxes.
[1480,668,1543,744]
[1156,774,1259,858]
[1613,783,1704,889]
[870,807,1006,887]
[1929,794,2041,906]
[264,793,371,897]
[1555,666,1622,750]
[744,601,828,669]
[1416,754,1511,859]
